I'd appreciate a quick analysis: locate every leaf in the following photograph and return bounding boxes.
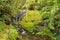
[8,25,18,40]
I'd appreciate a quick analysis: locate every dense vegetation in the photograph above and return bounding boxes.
[0,0,60,40]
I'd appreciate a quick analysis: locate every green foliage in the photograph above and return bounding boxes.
[20,0,60,40]
[0,21,18,40]
[48,5,58,30]
[56,35,60,40]
[20,10,42,32]
[0,0,60,40]
[8,25,18,40]
[0,21,8,32]
[0,0,21,40]
[0,21,8,40]
[0,0,25,16]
